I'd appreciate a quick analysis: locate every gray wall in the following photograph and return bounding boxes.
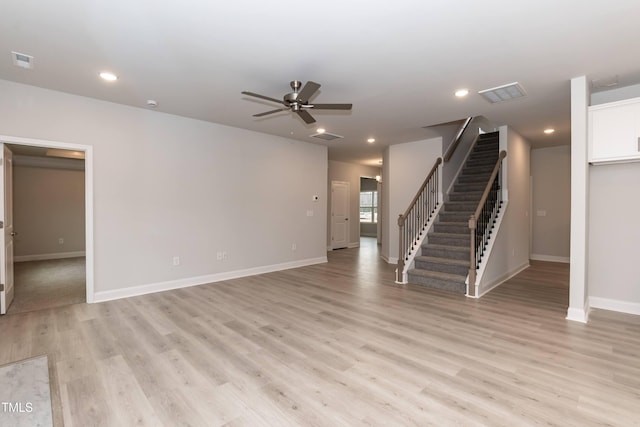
[327,160,381,248]
[588,162,640,308]
[530,145,571,262]
[0,79,328,298]
[13,164,85,259]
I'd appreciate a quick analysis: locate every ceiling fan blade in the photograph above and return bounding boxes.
[296,81,321,103]
[241,91,285,105]
[296,109,316,124]
[253,108,289,117]
[311,103,352,110]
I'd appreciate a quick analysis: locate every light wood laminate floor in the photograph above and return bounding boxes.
[1,239,638,426]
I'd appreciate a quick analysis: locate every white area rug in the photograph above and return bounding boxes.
[0,355,52,427]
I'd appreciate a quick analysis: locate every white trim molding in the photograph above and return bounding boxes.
[15,251,86,262]
[94,256,327,303]
[590,297,640,316]
[566,304,590,323]
[0,134,94,303]
[530,254,570,263]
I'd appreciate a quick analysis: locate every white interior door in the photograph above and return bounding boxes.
[331,180,350,249]
[0,144,14,314]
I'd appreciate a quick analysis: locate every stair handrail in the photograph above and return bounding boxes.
[467,150,507,296]
[397,157,442,283]
[443,117,473,162]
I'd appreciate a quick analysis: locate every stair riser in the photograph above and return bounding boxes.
[467,152,498,160]
[414,260,469,276]
[473,144,498,152]
[448,193,482,202]
[461,168,495,177]
[434,223,469,234]
[406,273,466,293]
[439,212,472,223]
[428,235,470,246]
[422,247,468,260]
[454,183,487,192]
[457,174,492,184]
[444,202,477,212]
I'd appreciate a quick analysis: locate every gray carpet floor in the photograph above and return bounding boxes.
[8,257,85,315]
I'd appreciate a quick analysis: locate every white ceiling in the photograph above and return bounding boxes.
[2,0,640,166]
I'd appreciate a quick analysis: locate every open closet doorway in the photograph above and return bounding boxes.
[0,136,94,315]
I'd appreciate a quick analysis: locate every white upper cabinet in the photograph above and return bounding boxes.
[589,97,640,164]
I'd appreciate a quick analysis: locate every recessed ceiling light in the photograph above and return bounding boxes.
[146,100,158,108]
[455,89,469,97]
[99,72,118,81]
[544,128,555,134]
[316,128,326,134]
[367,138,375,143]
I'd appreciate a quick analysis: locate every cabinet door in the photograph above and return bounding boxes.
[590,100,640,163]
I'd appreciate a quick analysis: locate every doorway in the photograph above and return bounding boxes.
[331,180,350,249]
[0,135,94,314]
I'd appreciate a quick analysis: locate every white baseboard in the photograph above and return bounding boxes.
[94,256,327,303]
[530,254,570,263]
[566,305,590,323]
[384,256,398,265]
[589,296,640,316]
[327,242,360,251]
[473,261,530,298]
[15,251,86,262]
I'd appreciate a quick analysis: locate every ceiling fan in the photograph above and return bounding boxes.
[241,80,352,124]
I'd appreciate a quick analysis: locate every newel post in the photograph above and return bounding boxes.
[397,214,405,283]
[468,214,477,297]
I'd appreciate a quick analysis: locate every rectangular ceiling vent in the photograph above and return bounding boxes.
[479,82,526,103]
[12,51,34,69]
[310,132,343,141]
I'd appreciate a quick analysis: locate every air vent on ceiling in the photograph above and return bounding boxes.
[310,132,343,141]
[478,82,526,103]
[12,51,34,69]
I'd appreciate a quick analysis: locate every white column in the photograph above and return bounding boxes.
[567,76,590,323]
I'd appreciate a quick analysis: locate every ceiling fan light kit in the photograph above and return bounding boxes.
[242,80,352,124]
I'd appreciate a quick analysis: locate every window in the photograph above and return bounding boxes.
[360,191,378,223]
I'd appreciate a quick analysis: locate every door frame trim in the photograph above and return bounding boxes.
[0,135,94,303]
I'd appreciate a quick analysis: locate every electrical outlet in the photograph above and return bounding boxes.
[222,251,228,260]
[172,256,180,266]
[291,243,297,251]
[216,251,223,261]
[58,238,64,245]
[307,210,314,217]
